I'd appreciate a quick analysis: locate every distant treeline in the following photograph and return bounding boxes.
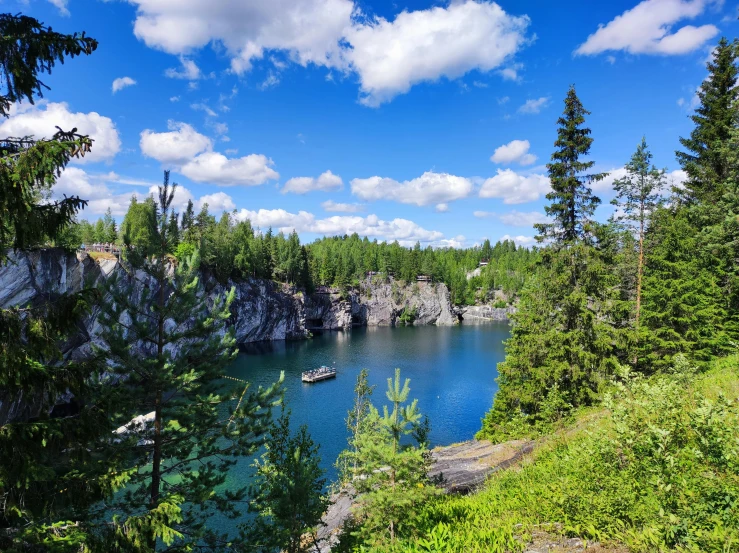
[60,198,537,306]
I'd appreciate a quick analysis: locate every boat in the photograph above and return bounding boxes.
[302,365,337,383]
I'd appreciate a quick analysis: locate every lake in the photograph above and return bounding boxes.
[227,321,510,482]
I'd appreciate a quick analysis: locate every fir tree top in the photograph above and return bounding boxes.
[676,37,739,203]
[535,85,605,245]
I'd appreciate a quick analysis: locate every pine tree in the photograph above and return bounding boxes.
[639,207,731,371]
[611,137,665,338]
[535,85,606,245]
[351,370,438,546]
[95,171,284,551]
[676,37,739,206]
[336,369,375,483]
[243,410,328,553]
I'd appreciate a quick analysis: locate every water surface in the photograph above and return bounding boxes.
[227,322,509,481]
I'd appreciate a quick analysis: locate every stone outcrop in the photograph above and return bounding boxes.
[0,250,464,356]
[299,278,459,330]
[315,439,534,552]
[457,304,516,322]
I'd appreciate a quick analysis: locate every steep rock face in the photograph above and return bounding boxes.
[1,251,461,350]
[299,278,458,329]
[360,279,457,326]
[0,249,309,348]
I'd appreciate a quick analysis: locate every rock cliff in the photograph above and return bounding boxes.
[0,250,462,352]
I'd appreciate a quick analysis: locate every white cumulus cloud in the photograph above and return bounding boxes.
[0,102,121,164]
[139,121,278,186]
[140,121,213,165]
[234,208,446,246]
[180,152,278,186]
[491,139,537,165]
[112,76,137,93]
[351,171,473,207]
[479,169,550,204]
[322,200,365,213]
[518,97,549,114]
[282,170,343,194]
[500,234,536,247]
[576,0,719,56]
[197,191,236,213]
[344,1,531,106]
[126,0,531,106]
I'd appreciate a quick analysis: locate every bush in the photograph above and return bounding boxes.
[398,307,417,325]
[382,356,739,553]
[493,299,507,309]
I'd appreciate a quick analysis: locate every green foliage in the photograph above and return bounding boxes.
[337,369,376,485]
[0,14,111,551]
[121,195,157,255]
[535,85,605,244]
[639,207,732,370]
[0,14,97,117]
[345,370,440,548]
[388,357,739,553]
[397,307,417,325]
[307,234,535,305]
[481,88,626,439]
[94,172,284,550]
[243,410,328,553]
[676,36,739,205]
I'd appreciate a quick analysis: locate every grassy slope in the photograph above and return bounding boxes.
[382,356,739,553]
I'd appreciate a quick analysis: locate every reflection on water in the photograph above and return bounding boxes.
[228,322,510,482]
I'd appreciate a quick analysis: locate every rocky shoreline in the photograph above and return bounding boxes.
[0,249,513,348]
[314,439,535,552]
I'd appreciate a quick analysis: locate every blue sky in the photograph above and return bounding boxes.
[4,0,736,247]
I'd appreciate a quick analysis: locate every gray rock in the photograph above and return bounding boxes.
[457,304,516,322]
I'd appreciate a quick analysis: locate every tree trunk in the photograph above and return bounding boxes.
[634,212,645,366]
[149,258,167,549]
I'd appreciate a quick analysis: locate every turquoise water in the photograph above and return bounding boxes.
[227,322,510,482]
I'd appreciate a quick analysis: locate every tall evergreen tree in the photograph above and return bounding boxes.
[0,13,113,551]
[676,37,739,206]
[95,171,283,551]
[481,86,620,439]
[535,85,606,245]
[611,137,665,338]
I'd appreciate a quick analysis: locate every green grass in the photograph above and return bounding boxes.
[360,356,739,553]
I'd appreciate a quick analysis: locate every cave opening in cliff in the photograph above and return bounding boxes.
[307,318,324,328]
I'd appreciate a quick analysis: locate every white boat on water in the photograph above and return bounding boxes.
[302,365,337,383]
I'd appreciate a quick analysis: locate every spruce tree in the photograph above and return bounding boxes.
[481,86,619,438]
[95,171,283,551]
[243,410,328,553]
[0,14,116,552]
[535,85,606,245]
[611,137,665,337]
[676,37,738,205]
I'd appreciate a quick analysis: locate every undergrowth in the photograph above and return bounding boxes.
[358,355,739,552]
